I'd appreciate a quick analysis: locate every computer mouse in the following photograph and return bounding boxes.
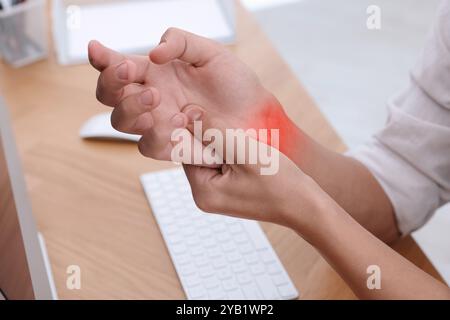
[79,112,141,142]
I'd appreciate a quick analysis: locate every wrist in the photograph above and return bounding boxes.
[247,94,305,160]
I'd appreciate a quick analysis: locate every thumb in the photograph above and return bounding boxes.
[181,105,258,165]
[182,105,230,163]
[182,105,228,134]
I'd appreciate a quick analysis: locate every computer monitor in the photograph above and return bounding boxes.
[0,99,57,300]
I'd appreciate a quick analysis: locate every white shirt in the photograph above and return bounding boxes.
[349,0,450,235]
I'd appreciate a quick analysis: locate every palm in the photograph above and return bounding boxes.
[145,52,265,131]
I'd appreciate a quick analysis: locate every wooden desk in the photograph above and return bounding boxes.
[0,2,442,299]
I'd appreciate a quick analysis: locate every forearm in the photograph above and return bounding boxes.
[293,191,450,299]
[292,131,399,242]
[260,96,399,242]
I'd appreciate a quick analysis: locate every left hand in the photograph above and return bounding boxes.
[88,28,276,161]
[182,140,328,233]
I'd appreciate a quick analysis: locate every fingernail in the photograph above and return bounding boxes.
[116,62,128,80]
[186,109,203,122]
[140,90,153,105]
[171,114,185,128]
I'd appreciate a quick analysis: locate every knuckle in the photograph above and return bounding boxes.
[166,27,178,35]
[137,138,150,157]
[138,137,160,159]
[95,86,103,103]
[163,27,182,41]
[110,110,125,132]
[110,117,121,132]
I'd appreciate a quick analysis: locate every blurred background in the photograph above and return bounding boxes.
[242,0,450,285]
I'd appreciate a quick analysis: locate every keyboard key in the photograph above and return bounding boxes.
[239,243,253,254]
[213,257,227,269]
[212,223,226,233]
[187,286,207,300]
[164,225,178,235]
[199,266,215,278]
[190,246,204,256]
[195,255,210,268]
[226,252,241,263]
[222,279,238,291]
[250,264,266,276]
[277,284,298,299]
[202,238,217,248]
[159,214,175,225]
[204,277,221,290]
[167,234,183,245]
[182,226,196,237]
[172,243,187,255]
[217,268,233,280]
[234,233,248,244]
[226,219,238,225]
[175,254,191,266]
[241,283,263,299]
[216,232,231,243]
[255,275,279,300]
[184,275,202,287]
[179,263,197,276]
[237,273,253,285]
[208,286,227,300]
[199,228,212,238]
[272,274,288,286]
[245,252,259,265]
[227,288,245,300]
[186,236,200,247]
[221,242,236,252]
[207,248,221,259]
[231,261,247,274]
[242,222,267,250]
[229,223,243,234]
[260,250,276,264]
[267,264,281,275]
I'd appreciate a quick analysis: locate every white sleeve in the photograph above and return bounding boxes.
[348,0,450,235]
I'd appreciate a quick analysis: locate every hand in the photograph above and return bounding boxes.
[89,28,280,161]
[182,140,327,233]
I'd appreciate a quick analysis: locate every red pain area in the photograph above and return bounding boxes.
[246,98,300,158]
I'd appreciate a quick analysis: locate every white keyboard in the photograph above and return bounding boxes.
[140,168,299,300]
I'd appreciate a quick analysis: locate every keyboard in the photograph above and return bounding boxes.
[140,168,299,300]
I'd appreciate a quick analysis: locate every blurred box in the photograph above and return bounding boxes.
[0,0,48,68]
[53,0,236,65]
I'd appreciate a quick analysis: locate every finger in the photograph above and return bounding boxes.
[183,105,272,168]
[137,113,189,160]
[88,40,124,71]
[182,104,236,163]
[183,164,220,188]
[90,41,150,107]
[88,40,149,74]
[111,87,161,134]
[96,59,138,107]
[149,28,224,67]
[182,164,225,213]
